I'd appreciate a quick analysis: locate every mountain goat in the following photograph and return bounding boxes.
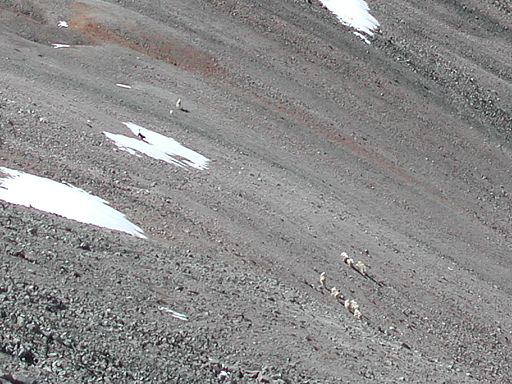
[319,272,327,288]
[354,260,368,276]
[331,287,343,300]
[344,299,359,312]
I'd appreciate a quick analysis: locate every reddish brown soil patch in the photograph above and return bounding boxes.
[244,87,462,213]
[0,1,46,23]
[0,4,44,25]
[68,2,225,78]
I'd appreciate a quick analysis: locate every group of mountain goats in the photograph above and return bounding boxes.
[318,252,370,321]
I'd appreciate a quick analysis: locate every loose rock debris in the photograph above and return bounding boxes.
[0,372,37,384]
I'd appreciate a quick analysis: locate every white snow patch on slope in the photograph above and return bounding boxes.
[353,31,371,44]
[52,43,71,49]
[104,122,210,170]
[319,0,379,38]
[159,306,189,321]
[0,167,146,239]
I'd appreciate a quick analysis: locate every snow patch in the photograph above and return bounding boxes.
[0,167,146,239]
[353,31,371,45]
[52,43,71,49]
[159,306,188,321]
[104,122,210,170]
[319,0,379,39]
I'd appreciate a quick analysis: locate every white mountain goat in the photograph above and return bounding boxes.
[341,251,354,267]
[342,251,369,276]
[331,287,343,300]
[344,299,362,319]
[344,299,359,312]
[354,260,368,276]
[319,272,327,288]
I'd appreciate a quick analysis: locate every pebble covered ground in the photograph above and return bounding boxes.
[0,0,511,383]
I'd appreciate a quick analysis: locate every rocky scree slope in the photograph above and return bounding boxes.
[0,0,511,383]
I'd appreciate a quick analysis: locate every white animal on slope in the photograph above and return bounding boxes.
[176,98,182,109]
[354,260,368,276]
[341,251,354,267]
[319,272,327,288]
[344,299,359,313]
[331,287,343,300]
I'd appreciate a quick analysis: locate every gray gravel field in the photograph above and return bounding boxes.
[0,0,511,382]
